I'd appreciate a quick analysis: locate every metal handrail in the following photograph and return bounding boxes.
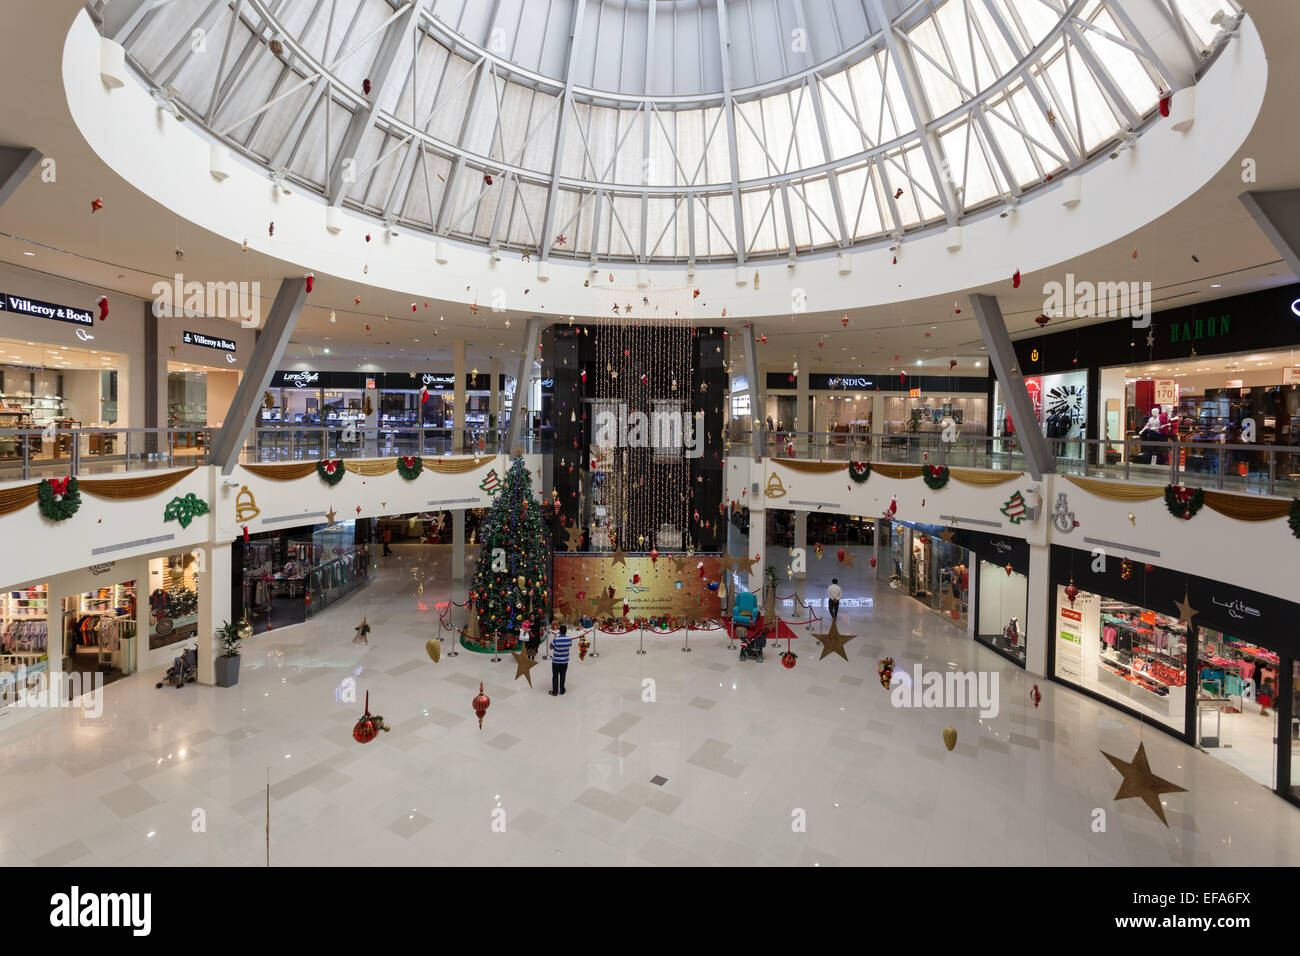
[0,426,215,481]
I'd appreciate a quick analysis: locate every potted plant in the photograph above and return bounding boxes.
[214,619,246,687]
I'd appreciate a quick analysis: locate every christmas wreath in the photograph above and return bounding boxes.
[396,455,423,480]
[1290,499,1300,539]
[38,477,81,522]
[1163,483,1203,520]
[317,459,344,485]
[922,465,950,490]
[848,461,871,484]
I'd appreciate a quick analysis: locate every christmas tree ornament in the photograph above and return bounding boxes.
[1174,590,1198,626]
[1064,577,1080,606]
[97,296,109,322]
[352,692,390,744]
[942,727,958,751]
[37,477,80,522]
[1100,742,1186,827]
[878,657,895,689]
[1120,558,1133,581]
[781,650,797,669]
[90,197,103,213]
[812,620,855,661]
[1000,490,1028,523]
[426,637,441,662]
[511,647,539,687]
[362,77,371,95]
[353,615,371,645]
[1029,684,1041,709]
[472,682,490,728]
[304,273,314,293]
[1012,270,1021,288]
[1163,484,1204,520]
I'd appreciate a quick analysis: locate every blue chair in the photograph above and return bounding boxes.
[733,591,759,627]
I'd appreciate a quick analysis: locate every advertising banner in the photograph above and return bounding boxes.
[553,554,723,621]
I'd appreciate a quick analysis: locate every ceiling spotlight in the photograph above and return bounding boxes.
[383,216,399,239]
[270,168,293,195]
[998,197,1020,219]
[1109,131,1136,160]
[151,85,186,122]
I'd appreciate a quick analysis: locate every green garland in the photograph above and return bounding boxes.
[1290,499,1300,539]
[317,459,345,485]
[848,461,871,484]
[396,456,423,480]
[1163,484,1203,520]
[922,465,950,490]
[37,477,81,522]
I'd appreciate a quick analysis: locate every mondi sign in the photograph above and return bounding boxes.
[1043,274,1152,328]
[153,274,262,327]
[593,402,704,459]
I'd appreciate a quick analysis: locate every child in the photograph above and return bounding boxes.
[1259,670,1277,717]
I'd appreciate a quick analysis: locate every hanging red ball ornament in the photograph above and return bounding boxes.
[1029,684,1042,709]
[352,692,390,744]
[837,548,846,563]
[870,557,877,568]
[650,548,659,566]
[472,682,490,729]
[781,651,797,669]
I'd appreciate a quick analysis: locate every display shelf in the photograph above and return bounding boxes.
[1100,652,1175,692]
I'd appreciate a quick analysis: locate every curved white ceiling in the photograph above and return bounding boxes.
[101,0,1237,264]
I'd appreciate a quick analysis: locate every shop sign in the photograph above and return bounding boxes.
[281,371,320,388]
[421,373,455,391]
[365,378,377,390]
[1153,379,1178,405]
[181,330,236,353]
[908,388,921,398]
[88,562,116,576]
[1210,596,1260,622]
[0,292,93,326]
[1168,313,1229,345]
[1282,367,1300,385]
[826,376,873,389]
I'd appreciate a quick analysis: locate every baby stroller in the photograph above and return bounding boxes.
[157,645,198,689]
[737,623,767,663]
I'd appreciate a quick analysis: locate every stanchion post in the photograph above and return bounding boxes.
[490,632,501,663]
[446,617,459,657]
[591,626,599,659]
[726,618,736,650]
[681,623,692,652]
[636,624,646,656]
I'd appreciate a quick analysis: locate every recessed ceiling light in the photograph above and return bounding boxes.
[1210,283,1222,288]
[22,251,34,256]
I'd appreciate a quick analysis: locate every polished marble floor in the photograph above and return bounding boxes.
[1,542,1298,867]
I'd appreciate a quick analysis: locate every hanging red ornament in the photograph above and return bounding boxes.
[650,549,659,566]
[1012,270,1021,288]
[242,525,250,543]
[632,573,641,584]
[836,548,846,563]
[472,682,490,729]
[1064,577,1079,606]
[781,650,797,669]
[870,557,877,568]
[268,221,274,236]
[1029,684,1042,709]
[90,197,103,213]
[1158,91,1172,117]
[352,691,390,744]
[484,174,494,186]
[97,296,109,322]
[1005,563,1014,576]
[304,273,314,293]
[362,78,372,95]
[949,360,957,370]
[1035,314,1051,328]
[894,187,904,199]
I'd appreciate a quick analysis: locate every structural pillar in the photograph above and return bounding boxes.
[793,510,807,582]
[363,384,379,457]
[795,349,810,457]
[452,508,466,580]
[1024,543,1050,677]
[747,498,766,594]
[197,541,232,686]
[453,339,466,454]
[489,356,501,452]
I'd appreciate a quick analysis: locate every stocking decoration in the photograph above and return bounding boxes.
[97,296,109,322]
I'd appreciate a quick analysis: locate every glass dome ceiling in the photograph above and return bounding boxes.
[95,0,1238,263]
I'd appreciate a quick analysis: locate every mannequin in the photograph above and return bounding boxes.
[1003,617,1020,647]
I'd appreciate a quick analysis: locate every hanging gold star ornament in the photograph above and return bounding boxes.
[938,527,957,544]
[610,544,628,567]
[511,647,539,687]
[1100,741,1187,827]
[1174,591,1198,626]
[353,616,371,645]
[564,525,583,551]
[325,506,337,524]
[813,620,856,661]
[839,550,855,568]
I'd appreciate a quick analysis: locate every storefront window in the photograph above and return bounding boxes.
[1054,584,1188,731]
[148,554,200,651]
[0,583,49,709]
[240,521,370,630]
[978,561,1027,664]
[62,581,137,686]
[1195,627,1281,790]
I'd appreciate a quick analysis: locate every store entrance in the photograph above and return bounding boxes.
[61,580,137,688]
[1195,629,1288,791]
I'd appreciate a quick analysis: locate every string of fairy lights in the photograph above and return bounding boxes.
[593,283,695,554]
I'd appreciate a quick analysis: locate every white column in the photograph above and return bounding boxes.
[452,509,466,580]
[453,339,466,453]
[793,510,807,582]
[363,386,379,456]
[489,357,501,452]
[197,541,232,685]
[1024,543,1050,677]
[747,499,766,593]
[795,350,810,456]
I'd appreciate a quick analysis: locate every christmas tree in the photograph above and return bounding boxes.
[469,456,552,647]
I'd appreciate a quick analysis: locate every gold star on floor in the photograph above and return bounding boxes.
[563,526,583,551]
[1174,591,1198,626]
[813,620,856,661]
[610,546,628,567]
[325,506,337,524]
[839,551,855,568]
[1100,741,1187,827]
[511,648,539,687]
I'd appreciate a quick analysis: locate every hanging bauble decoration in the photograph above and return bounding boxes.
[942,727,958,751]
[878,657,894,690]
[1064,577,1080,606]
[472,682,490,728]
[781,650,797,669]
[426,637,441,662]
[352,615,371,644]
[650,548,659,566]
[1029,684,1041,709]
[1120,558,1133,580]
[352,692,390,744]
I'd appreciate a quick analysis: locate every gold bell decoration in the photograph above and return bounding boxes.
[234,485,261,522]
[942,727,958,751]
[237,614,253,641]
[426,637,441,663]
[417,582,424,595]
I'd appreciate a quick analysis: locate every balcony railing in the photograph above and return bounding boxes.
[746,430,1300,497]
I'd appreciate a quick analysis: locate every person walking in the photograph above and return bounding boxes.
[381,527,393,556]
[827,578,842,623]
[549,624,572,696]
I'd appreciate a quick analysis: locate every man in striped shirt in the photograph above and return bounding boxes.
[549,624,572,696]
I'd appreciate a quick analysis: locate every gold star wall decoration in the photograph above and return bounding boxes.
[1100,741,1187,827]
[1174,591,1198,626]
[564,526,583,551]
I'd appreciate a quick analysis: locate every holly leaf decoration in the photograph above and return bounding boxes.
[163,492,211,529]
